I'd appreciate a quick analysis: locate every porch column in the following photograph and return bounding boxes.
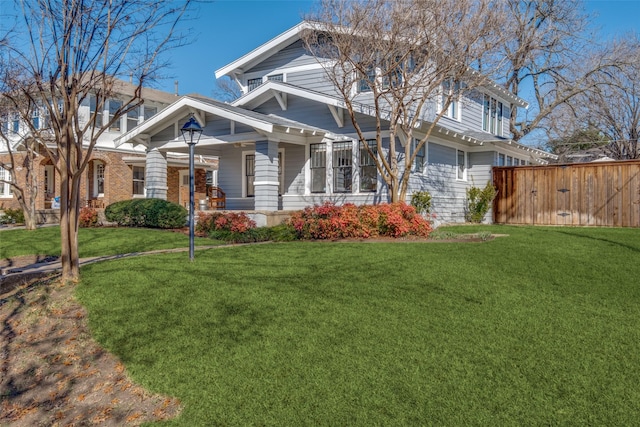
[254,140,279,211]
[145,148,168,199]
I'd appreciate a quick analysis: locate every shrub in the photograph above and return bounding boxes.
[410,191,432,215]
[0,207,25,225]
[286,202,432,240]
[196,211,256,234]
[79,207,99,227]
[465,181,497,223]
[104,199,187,229]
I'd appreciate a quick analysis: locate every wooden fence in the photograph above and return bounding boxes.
[492,160,640,227]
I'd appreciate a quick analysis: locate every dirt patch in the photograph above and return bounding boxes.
[0,278,181,426]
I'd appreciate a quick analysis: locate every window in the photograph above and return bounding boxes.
[0,167,13,197]
[359,140,377,192]
[497,153,505,166]
[32,111,40,130]
[333,141,352,193]
[457,150,466,180]
[132,166,145,196]
[358,66,376,93]
[310,143,326,193]
[521,159,527,166]
[143,106,157,121]
[442,79,460,119]
[12,114,20,133]
[483,94,503,136]
[108,99,122,132]
[506,156,513,166]
[248,78,262,92]
[267,74,283,82]
[127,107,139,132]
[44,165,54,196]
[513,157,519,165]
[89,95,103,127]
[412,139,426,173]
[245,154,255,197]
[94,162,105,196]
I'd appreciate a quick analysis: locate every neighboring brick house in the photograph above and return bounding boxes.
[0,80,218,217]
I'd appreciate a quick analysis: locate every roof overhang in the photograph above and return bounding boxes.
[115,95,276,147]
[215,22,312,79]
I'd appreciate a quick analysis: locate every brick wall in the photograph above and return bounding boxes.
[2,150,212,214]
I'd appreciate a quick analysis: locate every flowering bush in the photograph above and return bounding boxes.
[79,207,99,228]
[287,202,432,240]
[196,211,256,234]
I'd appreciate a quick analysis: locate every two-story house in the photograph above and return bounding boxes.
[116,21,555,225]
[0,79,218,217]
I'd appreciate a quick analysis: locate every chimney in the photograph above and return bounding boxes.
[174,80,179,96]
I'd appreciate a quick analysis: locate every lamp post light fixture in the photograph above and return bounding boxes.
[181,116,203,261]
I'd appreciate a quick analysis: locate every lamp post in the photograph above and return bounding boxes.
[181,116,203,261]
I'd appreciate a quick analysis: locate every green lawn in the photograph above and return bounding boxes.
[74,225,640,425]
[0,226,215,259]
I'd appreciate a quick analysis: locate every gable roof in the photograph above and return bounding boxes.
[114,94,330,148]
[215,21,528,108]
[215,22,313,79]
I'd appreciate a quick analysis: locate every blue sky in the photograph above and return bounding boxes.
[163,0,640,97]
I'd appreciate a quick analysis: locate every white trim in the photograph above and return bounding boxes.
[215,22,311,79]
[254,181,280,186]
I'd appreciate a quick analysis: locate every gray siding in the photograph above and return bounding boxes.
[217,144,249,202]
[284,143,305,195]
[245,40,317,74]
[255,96,380,135]
[286,68,339,96]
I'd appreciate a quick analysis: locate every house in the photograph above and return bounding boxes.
[115,21,556,225]
[0,80,218,219]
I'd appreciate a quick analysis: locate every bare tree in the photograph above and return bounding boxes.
[302,0,507,202]
[578,37,640,159]
[213,76,242,102]
[1,0,191,282]
[543,36,640,160]
[0,78,47,230]
[497,0,624,143]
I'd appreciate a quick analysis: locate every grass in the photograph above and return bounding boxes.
[0,226,216,259]
[74,225,640,425]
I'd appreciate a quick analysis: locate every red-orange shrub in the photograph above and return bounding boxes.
[196,211,256,234]
[79,207,99,228]
[287,202,431,240]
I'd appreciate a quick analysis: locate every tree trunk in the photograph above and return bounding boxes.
[59,149,80,283]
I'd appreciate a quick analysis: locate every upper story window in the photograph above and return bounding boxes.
[31,111,40,130]
[89,95,103,127]
[108,99,122,132]
[12,114,20,133]
[497,153,505,166]
[127,107,139,132]
[143,105,157,121]
[358,66,376,93]
[267,74,283,82]
[442,79,460,120]
[247,78,262,92]
[483,94,503,136]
